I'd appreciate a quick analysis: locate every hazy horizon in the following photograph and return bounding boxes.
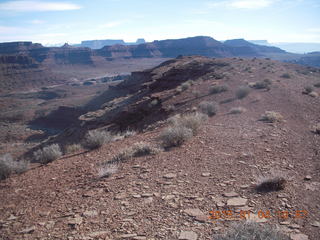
[0,0,320,45]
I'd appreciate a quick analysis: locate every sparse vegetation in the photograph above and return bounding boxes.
[255,174,286,192]
[236,86,250,99]
[121,129,136,138]
[149,99,159,107]
[159,126,193,147]
[250,79,272,89]
[260,111,284,123]
[181,82,191,91]
[64,144,82,154]
[97,163,118,178]
[229,107,246,114]
[83,130,113,150]
[175,112,208,134]
[160,112,207,147]
[314,82,320,88]
[214,222,289,240]
[109,142,161,163]
[209,85,228,94]
[131,142,162,157]
[0,154,28,180]
[199,101,218,116]
[280,73,291,78]
[33,144,62,164]
[192,90,201,98]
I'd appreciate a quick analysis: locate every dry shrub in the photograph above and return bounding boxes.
[214,222,289,240]
[255,175,286,192]
[181,82,191,91]
[131,142,162,157]
[159,126,193,147]
[33,144,62,164]
[260,111,283,123]
[199,101,218,116]
[236,86,250,99]
[0,154,28,180]
[209,85,228,94]
[314,82,320,88]
[65,144,82,154]
[83,130,113,150]
[251,79,272,89]
[161,112,207,147]
[229,107,246,114]
[97,163,118,178]
[176,112,208,134]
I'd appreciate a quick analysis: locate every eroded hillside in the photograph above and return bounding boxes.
[1,56,320,240]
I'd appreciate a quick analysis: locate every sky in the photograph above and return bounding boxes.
[0,0,320,45]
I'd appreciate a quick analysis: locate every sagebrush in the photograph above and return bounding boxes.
[33,144,62,163]
[236,86,250,99]
[199,101,218,116]
[0,154,28,180]
[83,130,113,150]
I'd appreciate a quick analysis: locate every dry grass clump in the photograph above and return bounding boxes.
[214,222,289,240]
[131,142,162,157]
[33,144,62,164]
[229,107,246,114]
[97,163,118,178]
[64,144,82,154]
[160,112,207,147]
[209,85,228,94]
[250,79,272,89]
[110,142,161,163]
[260,111,284,123]
[181,82,191,91]
[121,129,136,138]
[236,86,250,99]
[83,130,113,150]
[0,154,28,180]
[199,101,218,116]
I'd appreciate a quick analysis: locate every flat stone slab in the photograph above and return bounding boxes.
[227,197,247,207]
[179,231,198,240]
[223,191,239,197]
[183,208,204,217]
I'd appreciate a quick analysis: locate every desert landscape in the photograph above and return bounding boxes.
[1,0,320,239]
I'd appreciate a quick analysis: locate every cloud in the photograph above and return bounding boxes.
[307,28,320,33]
[228,0,274,9]
[30,19,45,24]
[100,21,123,28]
[0,1,82,12]
[207,0,275,9]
